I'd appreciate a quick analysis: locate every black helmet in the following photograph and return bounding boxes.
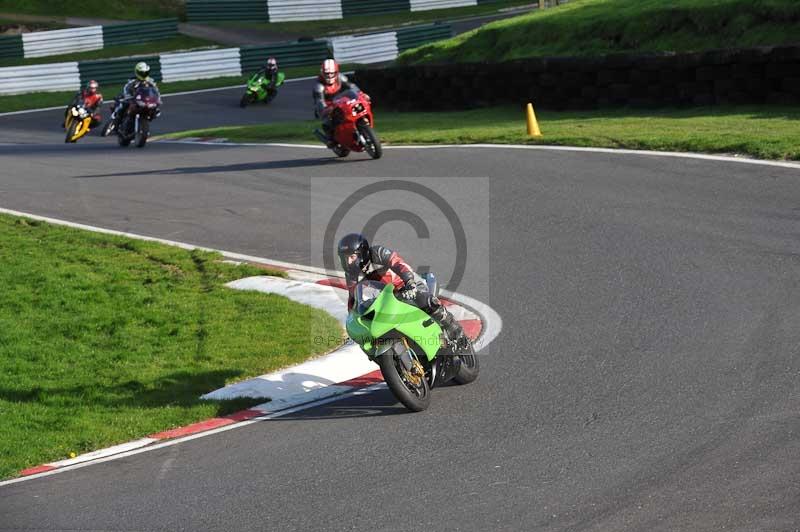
[338,233,370,278]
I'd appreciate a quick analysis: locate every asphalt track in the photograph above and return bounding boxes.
[1,87,800,531]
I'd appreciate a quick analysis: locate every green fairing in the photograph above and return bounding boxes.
[245,71,284,101]
[346,284,443,361]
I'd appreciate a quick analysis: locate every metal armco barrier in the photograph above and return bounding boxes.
[160,48,242,82]
[268,0,343,22]
[186,0,268,22]
[0,23,453,96]
[396,23,452,52]
[331,32,398,64]
[22,26,104,59]
[341,0,410,17]
[78,56,162,89]
[240,40,331,71]
[0,61,79,95]
[0,19,177,61]
[409,0,476,11]
[102,19,179,47]
[0,34,24,60]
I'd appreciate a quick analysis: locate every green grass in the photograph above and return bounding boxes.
[0,0,182,20]
[0,65,327,113]
[158,105,800,161]
[0,35,220,68]
[399,0,800,64]
[0,213,342,479]
[215,0,533,37]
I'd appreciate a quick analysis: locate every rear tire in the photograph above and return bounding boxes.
[332,144,350,158]
[135,119,149,148]
[453,343,480,385]
[358,123,382,159]
[378,345,431,412]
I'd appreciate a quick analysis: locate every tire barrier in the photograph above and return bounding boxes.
[354,45,800,111]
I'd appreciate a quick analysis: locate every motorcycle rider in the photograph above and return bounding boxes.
[260,57,280,89]
[63,79,103,128]
[312,59,366,147]
[337,233,470,350]
[103,61,161,135]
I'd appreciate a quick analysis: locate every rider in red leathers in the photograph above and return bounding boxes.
[63,80,103,128]
[312,59,365,147]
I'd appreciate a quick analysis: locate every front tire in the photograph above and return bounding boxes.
[101,120,115,137]
[240,93,252,108]
[378,345,431,412]
[135,119,149,148]
[453,343,480,384]
[358,122,382,159]
[65,121,78,143]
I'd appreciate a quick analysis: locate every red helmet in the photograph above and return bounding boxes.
[86,80,99,94]
[321,59,339,86]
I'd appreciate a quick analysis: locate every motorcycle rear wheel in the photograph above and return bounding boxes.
[332,144,350,158]
[453,343,480,384]
[378,344,431,412]
[358,123,382,159]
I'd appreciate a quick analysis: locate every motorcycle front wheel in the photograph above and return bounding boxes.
[65,121,78,143]
[358,122,382,159]
[240,93,254,108]
[135,119,149,148]
[378,343,431,412]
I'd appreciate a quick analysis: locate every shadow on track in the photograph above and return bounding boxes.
[273,387,411,421]
[74,156,372,178]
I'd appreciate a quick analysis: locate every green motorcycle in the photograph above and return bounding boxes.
[346,277,479,412]
[240,70,285,108]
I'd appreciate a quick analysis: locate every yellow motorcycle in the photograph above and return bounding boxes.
[64,104,93,143]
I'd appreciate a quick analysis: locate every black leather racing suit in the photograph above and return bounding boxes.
[344,244,466,345]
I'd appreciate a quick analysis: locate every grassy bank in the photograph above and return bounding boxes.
[0,35,220,68]
[399,0,800,64]
[158,105,800,161]
[0,0,182,20]
[0,214,342,479]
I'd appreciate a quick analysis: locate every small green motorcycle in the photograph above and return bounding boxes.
[346,277,479,412]
[240,70,285,108]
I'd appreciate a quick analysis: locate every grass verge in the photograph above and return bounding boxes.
[0,35,221,68]
[215,0,534,37]
[0,213,342,479]
[399,0,800,64]
[158,105,800,161]
[0,65,322,113]
[0,0,182,20]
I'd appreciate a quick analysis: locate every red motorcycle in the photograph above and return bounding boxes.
[315,89,382,159]
[111,84,161,148]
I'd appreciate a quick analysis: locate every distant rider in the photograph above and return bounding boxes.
[337,233,470,350]
[63,80,103,128]
[312,59,366,146]
[104,62,161,134]
[260,57,280,89]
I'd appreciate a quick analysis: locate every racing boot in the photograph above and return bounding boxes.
[431,305,470,351]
